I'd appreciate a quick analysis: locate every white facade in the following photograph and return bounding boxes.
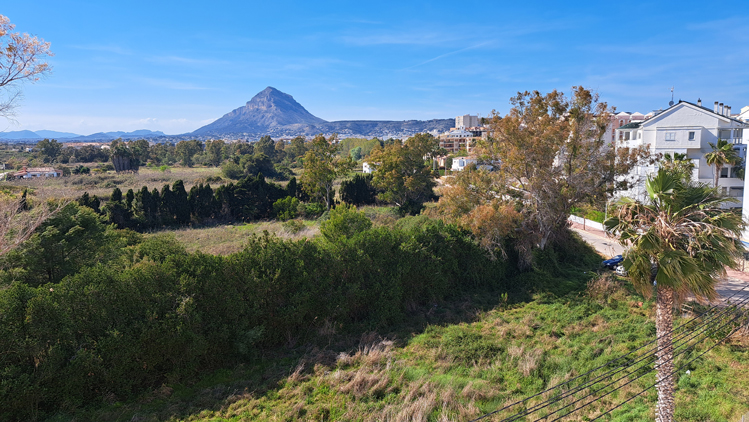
[456,114,479,129]
[616,101,748,202]
[362,162,373,174]
[451,157,477,171]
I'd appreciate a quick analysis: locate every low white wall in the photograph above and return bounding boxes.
[568,215,605,231]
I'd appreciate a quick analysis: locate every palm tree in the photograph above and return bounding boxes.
[605,169,744,422]
[704,139,740,188]
[660,152,695,184]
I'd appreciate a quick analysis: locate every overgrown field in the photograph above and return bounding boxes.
[2,202,748,422]
[2,166,224,199]
[47,273,749,422]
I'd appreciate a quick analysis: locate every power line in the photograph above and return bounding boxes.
[525,295,749,422]
[468,285,749,422]
[535,300,748,422]
[502,292,749,422]
[588,304,749,421]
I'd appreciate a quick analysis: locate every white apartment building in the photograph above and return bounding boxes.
[456,114,479,129]
[615,100,748,201]
[438,114,489,153]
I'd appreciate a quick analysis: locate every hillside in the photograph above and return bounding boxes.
[191,87,454,138]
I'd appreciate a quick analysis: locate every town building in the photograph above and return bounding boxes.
[615,100,748,201]
[438,114,489,154]
[456,114,479,129]
[10,166,62,179]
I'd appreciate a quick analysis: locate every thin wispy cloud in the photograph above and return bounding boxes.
[341,30,463,46]
[401,42,493,70]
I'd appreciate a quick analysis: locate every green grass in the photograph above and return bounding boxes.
[46,267,749,422]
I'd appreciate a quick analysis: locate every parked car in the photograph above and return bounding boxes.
[615,264,628,276]
[602,255,623,269]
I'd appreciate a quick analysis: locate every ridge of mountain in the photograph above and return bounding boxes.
[192,87,327,135]
[66,130,166,141]
[0,130,42,140]
[191,87,454,138]
[0,129,165,142]
[34,130,81,139]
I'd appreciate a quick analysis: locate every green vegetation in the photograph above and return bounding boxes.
[1,212,527,421]
[20,266,749,422]
[606,168,745,421]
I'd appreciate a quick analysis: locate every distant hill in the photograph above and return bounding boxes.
[0,130,41,140]
[191,86,454,138]
[0,129,163,142]
[34,130,81,139]
[67,130,166,141]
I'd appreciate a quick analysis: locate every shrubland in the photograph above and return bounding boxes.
[0,205,534,421]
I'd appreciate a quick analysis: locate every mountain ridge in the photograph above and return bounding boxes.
[191,86,454,138]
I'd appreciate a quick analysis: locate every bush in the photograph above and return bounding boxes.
[298,202,325,219]
[222,161,243,180]
[273,196,300,221]
[320,204,372,242]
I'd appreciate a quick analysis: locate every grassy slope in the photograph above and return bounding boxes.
[50,261,749,422]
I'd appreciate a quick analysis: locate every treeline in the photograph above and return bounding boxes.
[0,203,577,420]
[28,135,400,176]
[80,172,385,232]
[79,175,311,231]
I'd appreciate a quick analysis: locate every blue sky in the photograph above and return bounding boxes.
[3,1,749,135]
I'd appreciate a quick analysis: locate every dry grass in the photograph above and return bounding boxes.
[3,166,225,199]
[164,221,320,255]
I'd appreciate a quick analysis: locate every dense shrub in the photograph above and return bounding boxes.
[0,218,590,420]
[319,204,372,242]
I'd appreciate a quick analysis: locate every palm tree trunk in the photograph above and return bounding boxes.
[655,285,676,422]
[714,164,721,188]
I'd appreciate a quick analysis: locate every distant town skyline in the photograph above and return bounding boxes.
[2,1,749,135]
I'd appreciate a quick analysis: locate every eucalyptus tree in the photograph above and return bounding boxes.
[301,134,353,210]
[705,139,740,188]
[605,169,744,422]
[436,87,648,267]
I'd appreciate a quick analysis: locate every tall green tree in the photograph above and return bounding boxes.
[301,135,353,210]
[605,169,744,422]
[175,140,203,167]
[705,138,740,188]
[36,138,62,163]
[206,139,226,166]
[254,135,276,161]
[368,133,439,215]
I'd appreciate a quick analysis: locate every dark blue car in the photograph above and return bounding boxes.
[602,255,623,269]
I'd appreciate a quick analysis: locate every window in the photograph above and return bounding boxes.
[665,132,676,141]
[688,131,695,140]
[638,132,642,139]
[720,167,729,178]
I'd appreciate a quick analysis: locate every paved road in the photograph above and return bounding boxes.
[570,222,749,306]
